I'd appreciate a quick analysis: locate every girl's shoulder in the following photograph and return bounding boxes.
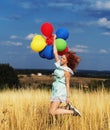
[54,60,60,68]
[63,66,74,75]
[54,60,74,75]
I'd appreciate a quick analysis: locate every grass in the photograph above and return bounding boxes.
[0,88,110,130]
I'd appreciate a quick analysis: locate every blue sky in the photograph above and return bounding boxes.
[0,0,110,70]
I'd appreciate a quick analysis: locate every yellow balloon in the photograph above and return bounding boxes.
[30,35,46,52]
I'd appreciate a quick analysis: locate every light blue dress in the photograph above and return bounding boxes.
[50,61,73,103]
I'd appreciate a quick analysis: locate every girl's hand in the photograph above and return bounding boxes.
[66,97,70,104]
[53,34,56,40]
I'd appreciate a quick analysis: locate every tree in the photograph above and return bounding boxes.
[0,64,19,89]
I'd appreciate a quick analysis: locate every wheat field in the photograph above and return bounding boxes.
[0,88,110,130]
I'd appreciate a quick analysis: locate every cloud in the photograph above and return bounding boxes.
[84,1,110,19]
[0,15,22,21]
[10,35,19,39]
[48,2,73,8]
[20,1,46,9]
[35,19,44,24]
[20,2,33,9]
[101,32,110,35]
[71,44,89,53]
[7,15,22,20]
[73,28,85,33]
[5,41,22,46]
[7,51,19,55]
[75,45,88,49]
[48,0,91,12]
[25,33,37,40]
[0,17,10,21]
[97,17,110,29]
[86,17,110,29]
[99,49,108,54]
[19,0,90,13]
[96,1,110,10]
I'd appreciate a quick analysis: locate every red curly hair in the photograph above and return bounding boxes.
[65,51,81,71]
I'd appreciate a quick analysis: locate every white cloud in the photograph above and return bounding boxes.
[10,35,18,39]
[5,41,22,46]
[96,1,110,10]
[20,2,32,9]
[0,17,10,21]
[35,19,43,24]
[101,32,110,35]
[73,28,84,33]
[25,33,37,40]
[97,17,110,29]
[48,2,73,7]
[26,46,30,49]
[7,51,19,55]
[99,49,108,54]
[71,44,89,53]
[75,45,88,49]
[82,17,110,29]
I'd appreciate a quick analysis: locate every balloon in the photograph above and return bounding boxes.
[30,35,46,52]
[39,45,54,60]
[41,22,54,37]
[55,38,67,51]
[56,28,69,40]
[58,46,69,56]
[46,35,54,45]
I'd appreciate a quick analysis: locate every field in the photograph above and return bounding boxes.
[0,88,110,130]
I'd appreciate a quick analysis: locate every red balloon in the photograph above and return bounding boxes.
[41,22,54,37]
[46,36,54,45]
[58,46,69,56]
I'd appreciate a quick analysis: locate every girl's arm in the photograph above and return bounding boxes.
[53,34,59,62]
[65,71,71,104]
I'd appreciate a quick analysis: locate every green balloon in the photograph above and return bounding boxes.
[55,38,67,51]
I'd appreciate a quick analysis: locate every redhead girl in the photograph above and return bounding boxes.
[49,35,81,116]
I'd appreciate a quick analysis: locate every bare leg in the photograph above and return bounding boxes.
[49,101,73,115]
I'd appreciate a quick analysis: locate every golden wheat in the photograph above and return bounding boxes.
[0,88,110,130]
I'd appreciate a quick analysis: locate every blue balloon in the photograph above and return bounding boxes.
[56,28,69,40]
[39,45,54,60]
[39,49,46,59]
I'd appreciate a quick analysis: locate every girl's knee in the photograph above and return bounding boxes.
[49,108,55,115]
[49,101,61,115]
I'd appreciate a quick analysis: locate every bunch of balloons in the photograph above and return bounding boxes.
[30,22,69,60]
[55,28,69,56]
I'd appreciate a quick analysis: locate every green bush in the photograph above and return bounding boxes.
[0,64,19,89]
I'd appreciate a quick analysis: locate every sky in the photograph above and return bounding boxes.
[0,0,110,70]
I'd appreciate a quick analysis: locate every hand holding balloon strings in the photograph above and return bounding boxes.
[30,22,70,60]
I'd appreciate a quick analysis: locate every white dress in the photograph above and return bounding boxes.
[50,61,74,103]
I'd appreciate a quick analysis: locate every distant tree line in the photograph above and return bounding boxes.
[75,70,110,79]
[16,69,110,78]
[0,64,110,91]
[16,69,54,75]
[0,64,19,89]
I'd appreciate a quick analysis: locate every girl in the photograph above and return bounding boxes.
[49,35,81,116]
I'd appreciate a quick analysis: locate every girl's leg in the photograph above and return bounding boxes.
[49,101,73,115]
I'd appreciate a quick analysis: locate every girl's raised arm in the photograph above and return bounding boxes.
[53,34,59,62]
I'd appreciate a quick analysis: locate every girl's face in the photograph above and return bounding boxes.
[60,55,68,65]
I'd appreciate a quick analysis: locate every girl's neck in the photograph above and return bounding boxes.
[62,63,67,67]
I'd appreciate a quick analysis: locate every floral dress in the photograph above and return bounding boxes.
[50,61,73,103]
